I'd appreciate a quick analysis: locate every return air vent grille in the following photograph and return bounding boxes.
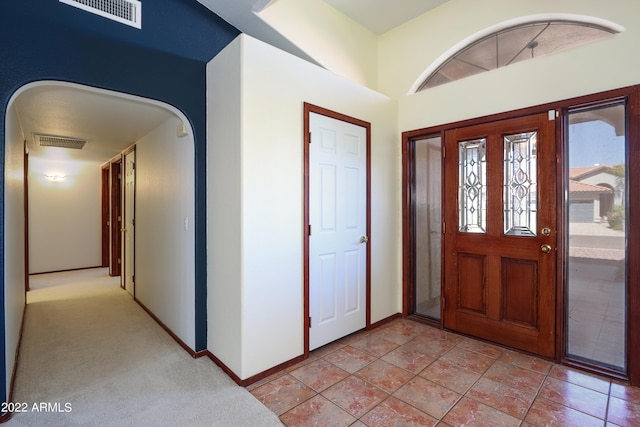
[60,0,142,29]
[35,134,88,150]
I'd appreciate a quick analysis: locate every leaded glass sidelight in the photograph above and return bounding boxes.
[504,132,537,236]
[459,138,487,233]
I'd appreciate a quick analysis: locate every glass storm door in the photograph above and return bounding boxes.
[413,136,442,320]
[566,102,627,372]
[443,112,557,357]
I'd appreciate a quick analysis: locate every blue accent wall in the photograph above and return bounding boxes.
[0,0,240,404]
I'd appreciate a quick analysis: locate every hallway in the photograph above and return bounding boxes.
[250,319,640,426]
[7,269,280,426]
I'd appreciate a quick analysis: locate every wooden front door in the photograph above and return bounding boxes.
[443,112,556,357]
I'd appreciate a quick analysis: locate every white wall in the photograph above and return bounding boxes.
[208,34,399,380]
[4,103,25,396]
[28,158,101,273]
[259,0,378,89]
[207,39,243,375]
[134,116,196,350]
[377,0,640,131]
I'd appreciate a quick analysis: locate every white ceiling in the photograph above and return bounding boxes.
[15,1,444,165]
[322,0,450,34]
[14,85,174,164]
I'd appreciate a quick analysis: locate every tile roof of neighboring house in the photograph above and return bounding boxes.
[569,165,612,180]
[569,179,612,193]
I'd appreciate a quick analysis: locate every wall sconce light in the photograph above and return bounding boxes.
[45,175,66,183]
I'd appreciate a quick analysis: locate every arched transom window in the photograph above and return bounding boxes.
[416,17,622,91]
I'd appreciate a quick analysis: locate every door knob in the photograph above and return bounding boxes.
[541,244,552,253]
[359,236,369,244]
[121,228,128,232]
[541,227,552,236]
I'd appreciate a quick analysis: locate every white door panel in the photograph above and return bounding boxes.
[309,112,367,350]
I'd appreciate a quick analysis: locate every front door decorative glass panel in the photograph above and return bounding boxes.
[504,131,537,236]
[458,138,487,233]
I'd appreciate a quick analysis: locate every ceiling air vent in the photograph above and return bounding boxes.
[60,0,142,29]
[35,134,88,150]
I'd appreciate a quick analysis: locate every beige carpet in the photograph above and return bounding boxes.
[7,268,282,426]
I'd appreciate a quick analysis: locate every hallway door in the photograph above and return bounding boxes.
[123,149,135,296]
[443,112,557,357]
[308,109,369,351]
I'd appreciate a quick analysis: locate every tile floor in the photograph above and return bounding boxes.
[248,318,640,426]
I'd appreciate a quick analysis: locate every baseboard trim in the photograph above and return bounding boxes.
[1,303,28,423]
[205,314,403,387]
[134,298,198,358]
[205,350,306,387]
[368,312,401,330]
[29,266,104,276]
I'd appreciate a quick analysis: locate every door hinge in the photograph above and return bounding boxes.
[132,162,136,170]
[309,225,312,236]
[442,146,446,158]
[132,275,134,283]
[132,218,135,226]
[308,132,312,143]
[117,258,121,265]
[442,221,446,234]
[309,317,312,328]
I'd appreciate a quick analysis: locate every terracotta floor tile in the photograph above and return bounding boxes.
[524,397,605,427]
[351,334,400,357]
[497,349,553,375]
[289,359,349,392]
[372,325,420,346]
[418,359,482,394]
[279,394,356,427]
[538,377,608,419]
[393,376,461,419]
[321,376,388,418]
[360,396,438,427]
[310,340,347,358]
[411,332,461,358]
[323,345,376,373]
[354,359,414,394]
[442,397,520,427]
[607,396,640,426]
[466,377,536,419]
[250,374,316,416]
[245,369,287,391]
[456,338,504,359]
[482,360,546,392]
[610,382,640,403]
[381,342,436,373]
[548,365,611,394]
[438,346,495,374]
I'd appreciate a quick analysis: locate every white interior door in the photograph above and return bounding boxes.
[124,150,135,296]
[309,112,367,351]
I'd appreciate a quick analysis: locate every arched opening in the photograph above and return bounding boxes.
[4,80,197,366]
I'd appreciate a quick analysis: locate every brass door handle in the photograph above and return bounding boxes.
[541,227,552,236]
[121,228,128,232]
[359,236,369,244]
[541,244,552,254]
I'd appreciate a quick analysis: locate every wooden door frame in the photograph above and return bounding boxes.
[110,155,122,279]
[101,163,110,268]
[303,102,371,356]
[402,85,640,385]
